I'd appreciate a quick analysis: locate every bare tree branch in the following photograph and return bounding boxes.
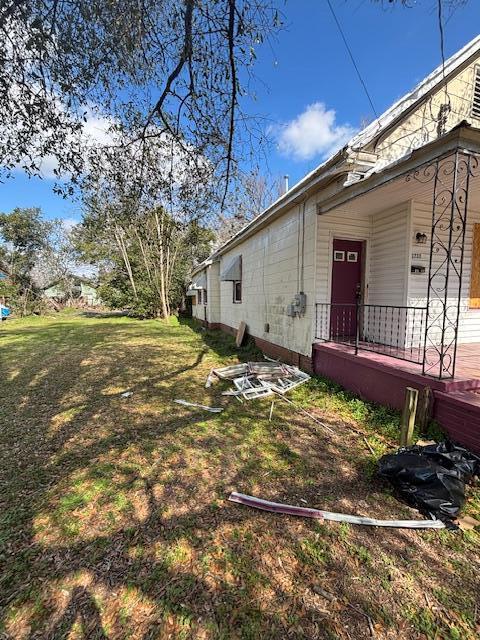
[221,0,238,209]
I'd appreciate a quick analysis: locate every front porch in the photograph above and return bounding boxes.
[312,127,480,452]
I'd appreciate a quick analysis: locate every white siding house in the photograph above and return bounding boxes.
[189,34,480,378]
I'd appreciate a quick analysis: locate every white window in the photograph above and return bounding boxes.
[203,289,208,305]
[233,281,242,303]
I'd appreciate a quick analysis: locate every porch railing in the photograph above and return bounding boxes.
[315,302,427,365]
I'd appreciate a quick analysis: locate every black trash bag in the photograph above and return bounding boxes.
[378,441,480,522]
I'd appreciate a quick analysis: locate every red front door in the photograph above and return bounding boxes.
[330,239,364,338]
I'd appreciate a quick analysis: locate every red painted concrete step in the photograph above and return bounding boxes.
[432,390,480,455]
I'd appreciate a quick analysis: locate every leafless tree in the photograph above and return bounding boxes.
[214,168,283,245]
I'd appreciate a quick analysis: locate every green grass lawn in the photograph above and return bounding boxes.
[0,311,479,640]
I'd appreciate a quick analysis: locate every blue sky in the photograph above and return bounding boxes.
[1,0,479,222]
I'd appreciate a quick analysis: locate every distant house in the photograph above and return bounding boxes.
[43,277,100,306]
[75,280,99,306]
[0,267,12,319]
[0,263,11,282]
[189,35,480,453]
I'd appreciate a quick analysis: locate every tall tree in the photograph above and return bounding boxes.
[76,136,214,318]
[76,206,213,318]
[0,207,51,314]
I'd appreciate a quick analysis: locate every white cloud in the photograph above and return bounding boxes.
[60,217,80,231]
[81,106,117,147]
[73,263,97,278]
[35,105,116,179]
[274,102,356,162]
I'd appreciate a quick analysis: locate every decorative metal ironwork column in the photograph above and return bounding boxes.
[407,150,478,379]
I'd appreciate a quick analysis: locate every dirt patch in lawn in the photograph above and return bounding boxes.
[0,313,479,639]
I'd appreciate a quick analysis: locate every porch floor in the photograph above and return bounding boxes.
[452,345,480,382]
[314,341,480,388]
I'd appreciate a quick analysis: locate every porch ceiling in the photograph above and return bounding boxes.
[323,158,480,218]
[318,125,480,219]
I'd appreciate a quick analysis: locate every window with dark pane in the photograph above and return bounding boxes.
[233,281,242,303]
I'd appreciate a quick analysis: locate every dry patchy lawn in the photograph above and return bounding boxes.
[0,312,479,639]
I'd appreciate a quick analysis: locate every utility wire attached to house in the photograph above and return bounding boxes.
[325,0,379,120]
[437,0,447,75]
[436,0,452,134]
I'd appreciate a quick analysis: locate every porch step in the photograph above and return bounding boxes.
[437,388,480,409]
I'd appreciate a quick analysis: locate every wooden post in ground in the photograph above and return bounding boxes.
[236,321,247,347]
[400,387,419,447]
[416,387,433,431]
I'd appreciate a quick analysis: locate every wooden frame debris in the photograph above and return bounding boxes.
[236,320,247,347]
[174,399,223,413]
[400,387,418,446]
[206,360,311,403]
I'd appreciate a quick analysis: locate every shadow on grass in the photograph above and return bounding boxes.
[49,587,108,640]
[80,310,130,319]
[178,316,263,362]
[0,314,478,639]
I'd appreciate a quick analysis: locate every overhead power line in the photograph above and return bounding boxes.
[437,0,452,113]
[325,0,379,119]
[437,0,446,76]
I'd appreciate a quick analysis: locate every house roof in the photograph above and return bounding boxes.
[348,34,480,152]
[318,122,480,215]
[191,258,213,278]
[192,149,349,272]
[195,34,480,267]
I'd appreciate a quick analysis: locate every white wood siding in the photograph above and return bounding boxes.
[191,268,207,321]
[368,204,409,306]
[364,204,410,346]
[207,263,221,324]
[200,197,480,354]
[315,209,372,304]
[218,197,317,356]
[408,201,480,344]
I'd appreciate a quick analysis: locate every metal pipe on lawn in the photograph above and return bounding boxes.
[228,492,445,529]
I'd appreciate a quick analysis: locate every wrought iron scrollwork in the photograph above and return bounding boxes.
[406,151,479,379]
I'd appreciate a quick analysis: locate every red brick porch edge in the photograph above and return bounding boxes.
[434,391,480,453]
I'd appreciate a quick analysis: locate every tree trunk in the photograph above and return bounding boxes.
[154,208,169,318]
[22,285,31,316]
[113,224,138,300]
